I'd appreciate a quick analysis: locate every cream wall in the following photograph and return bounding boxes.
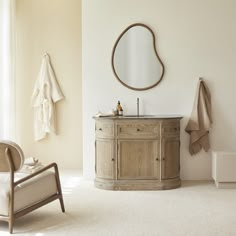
[16,0,82,169]
[82,0,236,179]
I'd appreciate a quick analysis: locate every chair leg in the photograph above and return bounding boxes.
[59,195,65,212]
[53,164,65,213]
[9,219,14,234]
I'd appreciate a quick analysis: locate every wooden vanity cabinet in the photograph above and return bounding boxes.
[94,116,182,190]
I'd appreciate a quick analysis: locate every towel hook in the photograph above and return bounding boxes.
[42,52,50,58]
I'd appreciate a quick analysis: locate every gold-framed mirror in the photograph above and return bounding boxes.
[111,23,165,91]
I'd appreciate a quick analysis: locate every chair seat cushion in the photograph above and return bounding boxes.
[0,171,57,216]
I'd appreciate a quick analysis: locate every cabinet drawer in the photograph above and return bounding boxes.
[95,121,114,138]
[161,121,180,136]
[117,123,160,138]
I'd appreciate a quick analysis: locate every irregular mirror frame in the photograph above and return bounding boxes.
[112,23,165,91]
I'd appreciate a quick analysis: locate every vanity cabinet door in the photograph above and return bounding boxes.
[161,137,180,179]
[118,139,160,180]
[95,140,115,179]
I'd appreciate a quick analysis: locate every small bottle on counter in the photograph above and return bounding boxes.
[116,101,123,116]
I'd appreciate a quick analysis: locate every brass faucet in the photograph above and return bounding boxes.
[137,97,139,117]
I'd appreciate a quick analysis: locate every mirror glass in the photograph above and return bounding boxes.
[112,23,164,91]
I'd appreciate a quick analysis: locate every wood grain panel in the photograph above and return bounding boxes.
[95,140,115,179]
[118,139,159,180]
[117,121,160,139]
[161,137,180,179]
[95,120,114,138]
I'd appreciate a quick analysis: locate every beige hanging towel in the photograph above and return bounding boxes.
[31,53,64,141]
[185,79,213,155]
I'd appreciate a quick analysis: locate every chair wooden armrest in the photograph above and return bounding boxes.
[15,162,60,186]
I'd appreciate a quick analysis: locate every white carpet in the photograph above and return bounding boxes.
[1,171,236,236]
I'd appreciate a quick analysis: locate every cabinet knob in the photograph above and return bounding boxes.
[112,158,115,161]
[156,158,159,161]
[162,158,165,161]
[137,128,140,132]
[99,128,102,131]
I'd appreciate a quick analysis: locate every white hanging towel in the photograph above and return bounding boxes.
[31,53,64,141]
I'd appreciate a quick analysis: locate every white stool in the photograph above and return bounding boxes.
[212,151,236,188]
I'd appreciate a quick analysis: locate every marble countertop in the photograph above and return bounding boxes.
[93,114,183,119]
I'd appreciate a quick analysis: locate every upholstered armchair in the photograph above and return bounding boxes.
[0,140,65,234]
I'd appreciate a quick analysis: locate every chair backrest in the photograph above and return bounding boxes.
[0,140,24,172]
